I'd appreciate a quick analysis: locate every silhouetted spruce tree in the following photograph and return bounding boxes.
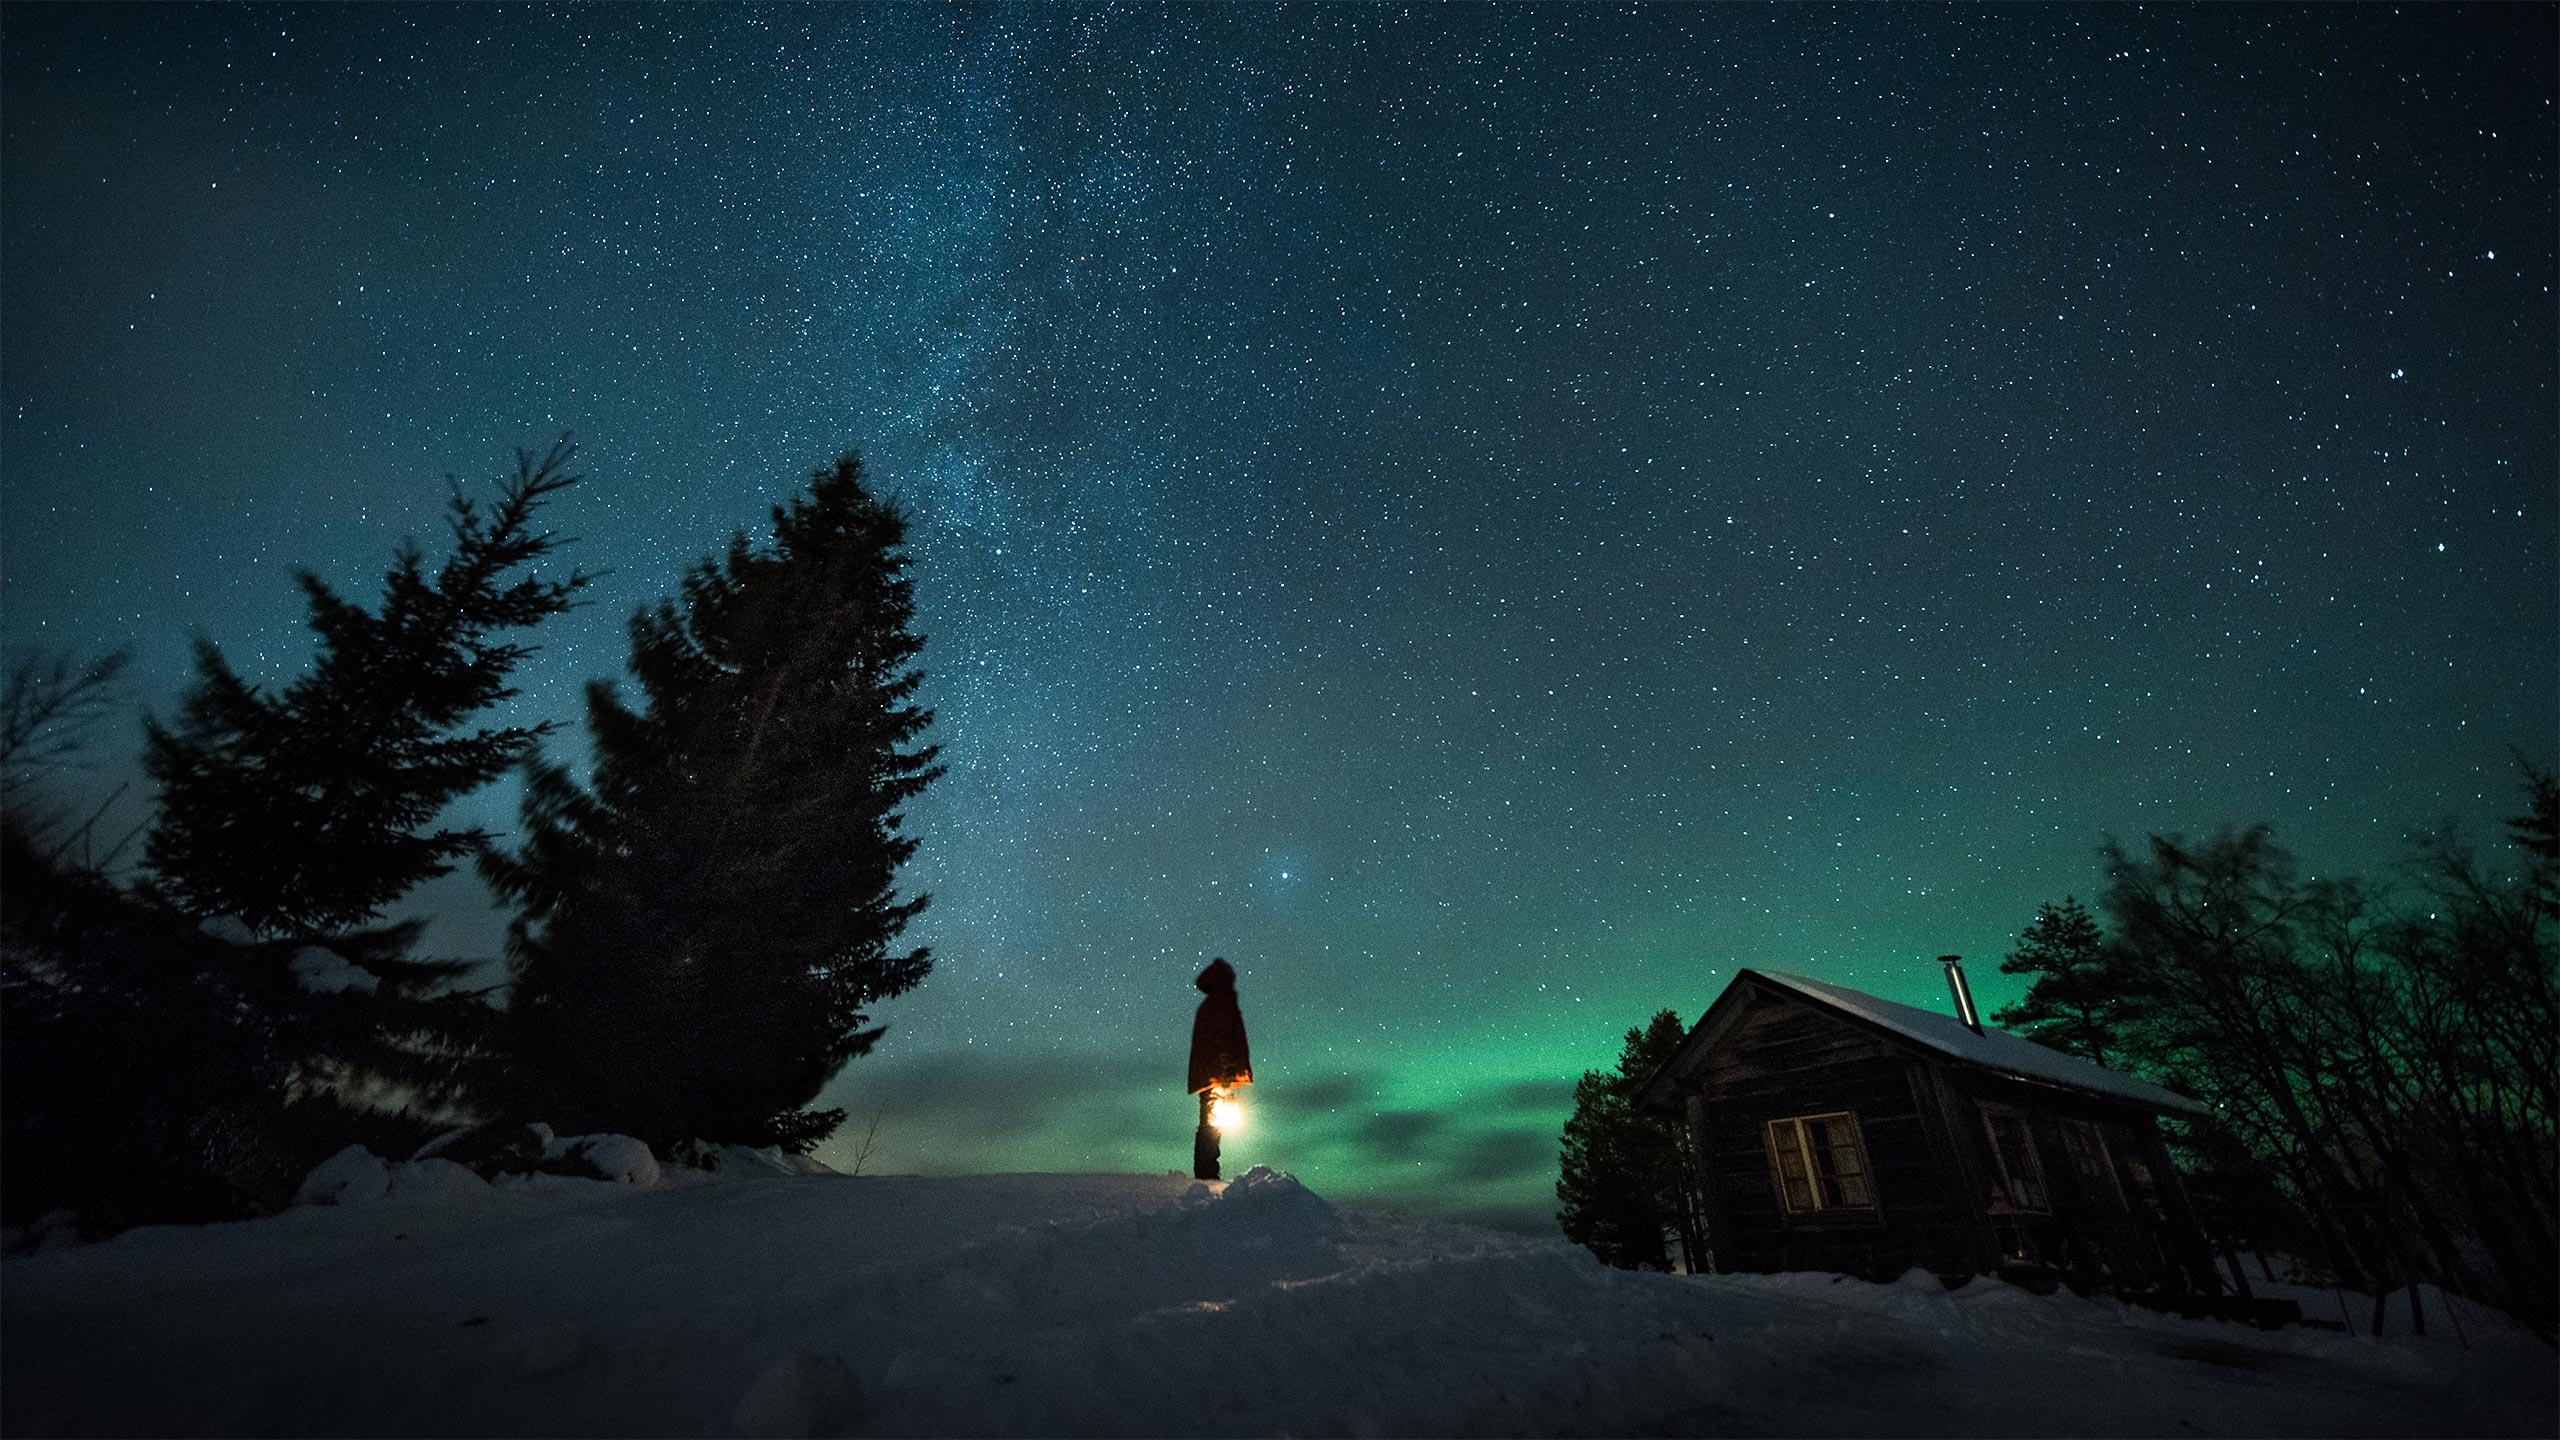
[1990,897,2121,1066]
[1558,1010,1705,1271]
[145,440,587,935]
[140,440,588,1108]
[485,454,941,1152]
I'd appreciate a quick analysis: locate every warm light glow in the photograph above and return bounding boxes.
[1209,1097,1245,1132]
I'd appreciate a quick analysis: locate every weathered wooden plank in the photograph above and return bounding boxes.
[1709,1040,1901,1078]
[1714,1060,1918,1088]
[1717,1028,1899,1062]
[1713,1091,1923,1121]
[1713,1065,1921,1098]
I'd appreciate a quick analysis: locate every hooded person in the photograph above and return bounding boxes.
[1187,958,1252,1179]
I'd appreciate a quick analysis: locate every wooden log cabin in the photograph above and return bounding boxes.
[1634,960,2222,1293]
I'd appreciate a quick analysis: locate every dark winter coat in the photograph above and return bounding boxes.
[1187,959,1253,1094]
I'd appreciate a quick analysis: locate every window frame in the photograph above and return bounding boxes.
[2102,1121,2166,1214]
[1977,1102,2053,1214]
[1764,1110,1881,1216]
[2058,1117,2127,1214]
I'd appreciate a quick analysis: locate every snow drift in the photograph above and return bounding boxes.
[3,1163,2549,1438]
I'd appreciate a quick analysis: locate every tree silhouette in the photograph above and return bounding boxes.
[1558,1010,1704,1271]
[487,454,941,1152]
[144,440,587,936]
[1992,897,2120,1066]
[138,441,588,1114]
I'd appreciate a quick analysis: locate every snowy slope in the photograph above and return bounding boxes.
[3,1166,2550,1438]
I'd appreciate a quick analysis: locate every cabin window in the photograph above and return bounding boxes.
[2059,1119,2126,1213]
[1764,1112,1878,1213]
[1978,1104,2051,1212]
[2104,1123,2167,1216]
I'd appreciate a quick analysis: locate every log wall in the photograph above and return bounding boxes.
[1693,992,1971,1278]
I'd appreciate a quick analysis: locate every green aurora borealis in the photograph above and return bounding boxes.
[4,5,2552,1230]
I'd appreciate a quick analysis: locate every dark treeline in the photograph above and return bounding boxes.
[1,442,939,1241]
[1999,770,2559,1332]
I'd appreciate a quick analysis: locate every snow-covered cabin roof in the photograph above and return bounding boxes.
[1640,968,2211,1118]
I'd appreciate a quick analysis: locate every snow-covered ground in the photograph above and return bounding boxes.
[4,1162,2551,1438]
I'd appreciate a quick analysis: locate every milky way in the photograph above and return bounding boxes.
[4,5,2551,1227]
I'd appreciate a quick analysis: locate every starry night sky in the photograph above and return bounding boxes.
[4,5,2553,1230]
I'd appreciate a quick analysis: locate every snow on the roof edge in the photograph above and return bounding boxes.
[1755,969,2211,1117]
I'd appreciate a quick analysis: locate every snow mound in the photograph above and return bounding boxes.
[542,1133,660,1187]
[409,1126,479,1162]
[407,1124,688,1188]
[198,916,257,946]
[666,1139,836,1178]
[288,945,378,994]
[293,1144,391,1206]
[1221,1162,1327,1209]
[294,1146,492,1207]
[389,1156,491,1203]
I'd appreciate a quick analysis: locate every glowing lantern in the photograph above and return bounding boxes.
[1209,1095,1245,1133]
